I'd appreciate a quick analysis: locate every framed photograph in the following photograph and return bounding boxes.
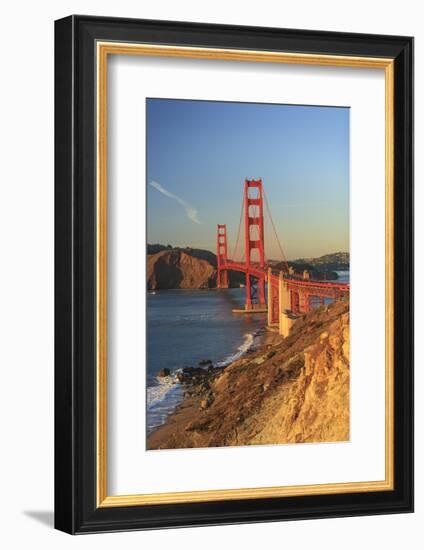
[54,15,413,533]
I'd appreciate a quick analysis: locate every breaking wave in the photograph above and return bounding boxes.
[146,373,183,435]
[216,331,258,367]
[146,331,259,435]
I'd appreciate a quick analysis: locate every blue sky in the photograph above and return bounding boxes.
[146,98,349,260]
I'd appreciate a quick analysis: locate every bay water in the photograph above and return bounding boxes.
[146,288,266,433]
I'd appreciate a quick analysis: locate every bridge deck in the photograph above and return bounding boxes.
[220,260,349,293]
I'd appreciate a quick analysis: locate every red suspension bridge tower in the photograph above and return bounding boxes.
[244,178,266,309]
[216,224,229,289]
[216,178,268,311]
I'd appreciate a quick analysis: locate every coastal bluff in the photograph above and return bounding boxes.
[147,249,217,290]
[147,246,245,290]
[147,299,349,449]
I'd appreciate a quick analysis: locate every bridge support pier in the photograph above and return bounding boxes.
[279,274,291,312]
[245,274,251,309]
[278,273,298,336]
[279,310,299,337]
[245,274,266,311]
[267,268,280,326]
[218,270,229,289]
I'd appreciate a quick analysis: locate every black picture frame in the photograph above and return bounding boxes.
[55,15,413,534]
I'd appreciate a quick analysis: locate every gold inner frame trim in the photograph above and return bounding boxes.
[96,41,395,508]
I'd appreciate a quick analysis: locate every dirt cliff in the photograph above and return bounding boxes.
[147,299,350,449]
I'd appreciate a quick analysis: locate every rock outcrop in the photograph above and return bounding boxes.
[147,247,245,290]
[147,249,217,290]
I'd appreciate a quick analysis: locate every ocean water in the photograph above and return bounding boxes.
[146,288,266,434]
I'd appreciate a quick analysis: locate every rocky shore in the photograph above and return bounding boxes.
[147,299,350,450]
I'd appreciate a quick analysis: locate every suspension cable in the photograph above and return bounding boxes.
[263,188,289,272]
[232,191,245,262]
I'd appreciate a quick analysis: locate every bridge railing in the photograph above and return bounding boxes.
[284,276,350,291]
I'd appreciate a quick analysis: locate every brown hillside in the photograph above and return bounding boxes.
[147,249,217,290]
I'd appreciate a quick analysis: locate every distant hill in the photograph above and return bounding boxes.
[269,252,349,281]
[147,243,171,255]
[147,244,243,290]
[147,249,216,290]
[293,252,349,271]
[147,244,217,266]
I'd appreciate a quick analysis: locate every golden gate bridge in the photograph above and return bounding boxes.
[216,179,349,335]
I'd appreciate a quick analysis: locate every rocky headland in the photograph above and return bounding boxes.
[147,246,244,290]
[147,299,350,449]
[147,249,217,290]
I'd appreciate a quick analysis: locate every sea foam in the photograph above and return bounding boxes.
[146,373,184,434]
[146,331,258,434]
[216,331,258,367]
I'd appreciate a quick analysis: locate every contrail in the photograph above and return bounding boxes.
[148,180,200,224]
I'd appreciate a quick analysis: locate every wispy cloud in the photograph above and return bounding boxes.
[148,180,200,224]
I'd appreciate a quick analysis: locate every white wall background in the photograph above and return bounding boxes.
[0,0,420,548]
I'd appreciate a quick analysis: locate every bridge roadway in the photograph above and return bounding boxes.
[219,259,349,322]
[219,260,349,294]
